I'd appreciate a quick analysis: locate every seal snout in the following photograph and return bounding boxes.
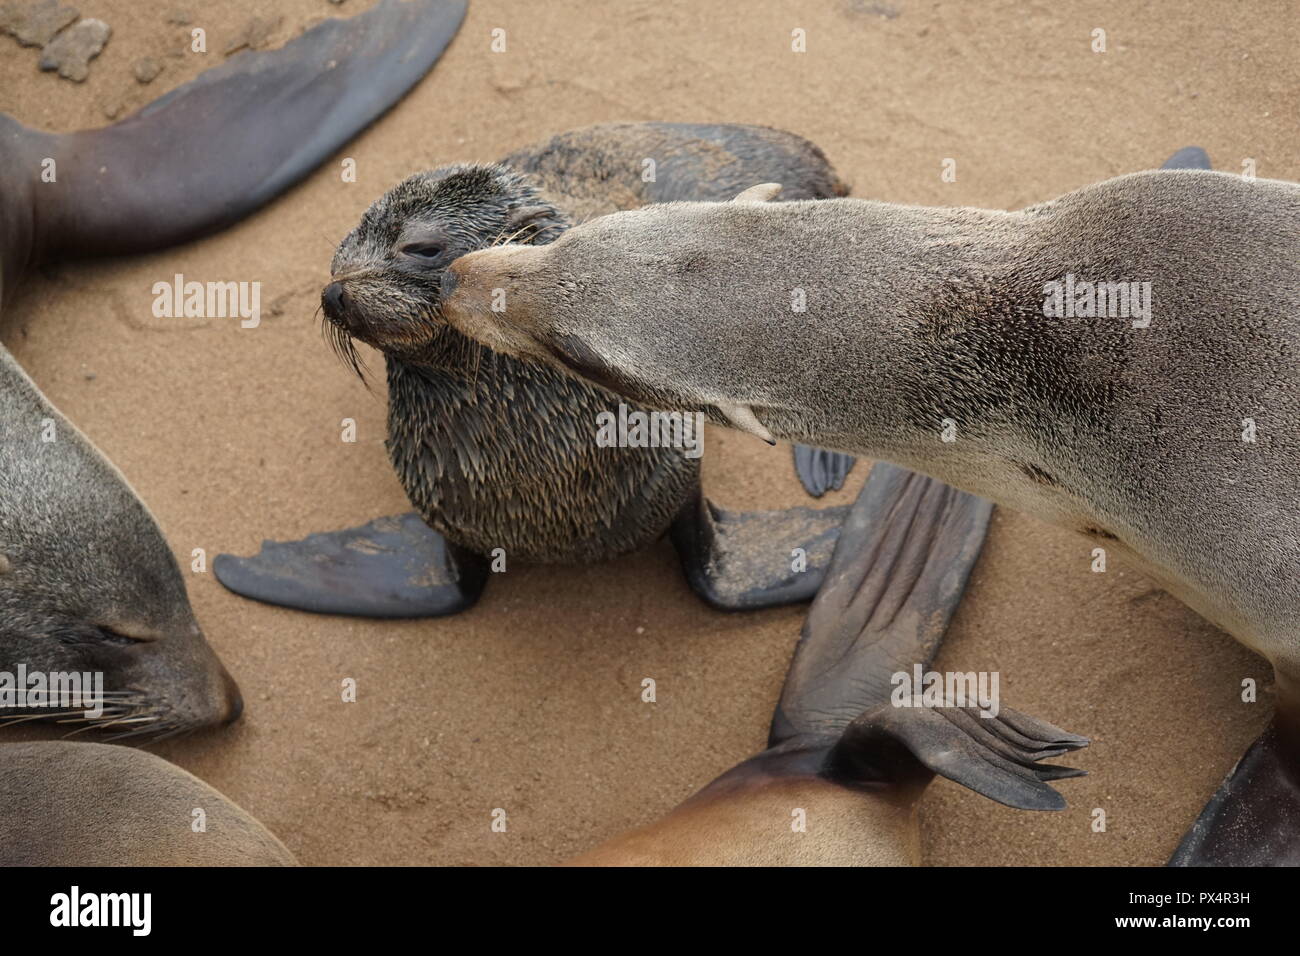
[219,665,244,726]
[323,281,347,318]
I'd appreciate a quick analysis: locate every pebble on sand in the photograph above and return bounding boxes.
[0,0,79,47]
[133,55,162,83]
[37,16,109,82]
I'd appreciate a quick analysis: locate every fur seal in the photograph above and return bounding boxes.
[442,148,1300,865]
[213,124,858,618]
[0,742,296,865]
[566,464,1087,865]
[0,0,467,733]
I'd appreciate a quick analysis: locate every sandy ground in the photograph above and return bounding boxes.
[1,0,1295,866]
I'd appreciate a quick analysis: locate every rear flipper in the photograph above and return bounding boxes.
[828,702,1088,811]
[770,462,1088,808]
[792,444,857,498]
[1168,721,1300,866]
[16,0,467,266]
[669,490,848,610]
[213,512,487,618]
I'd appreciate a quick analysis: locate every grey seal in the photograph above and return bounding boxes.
[213,124,858,619]
[0,0,467,733]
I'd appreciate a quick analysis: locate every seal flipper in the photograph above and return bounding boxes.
[213,512,487,618]
[1169,719,1300,866]
[18,0,467,265]
[770,463,1088,810]
[792,444,857,498]
[669,490,848,610]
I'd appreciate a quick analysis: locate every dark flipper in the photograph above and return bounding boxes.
[1169,721,1300,866]
[669,490,848,611]
[213,512,487,618]
[1161,146,1212,170]
[792,444,857,498]
[770,463,1088,810]
[19,0,466,266]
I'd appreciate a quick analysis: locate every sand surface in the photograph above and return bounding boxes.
[2,0,1294,865]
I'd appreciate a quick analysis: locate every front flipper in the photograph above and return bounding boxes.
[23,0,467,264]
[669,491,848,611]
[213,512,487,618]
[1168,721,1300,866]
[792,444,857,498]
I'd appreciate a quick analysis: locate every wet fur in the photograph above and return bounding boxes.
[326,123,848,562]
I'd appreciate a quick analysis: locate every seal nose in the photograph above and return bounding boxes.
[322,281,348,320]
[219,667,244,725]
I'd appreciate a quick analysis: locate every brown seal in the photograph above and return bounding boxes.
[0,742,295,865]
[441,148,1300,865]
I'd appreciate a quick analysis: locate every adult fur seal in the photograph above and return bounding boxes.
[0,742,295,865]
[0,0,466,733]
[214,124,857,618]
[567,464,1087,865]
[441,148,1300,865]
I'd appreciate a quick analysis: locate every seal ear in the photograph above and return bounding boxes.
[732,183,783,203]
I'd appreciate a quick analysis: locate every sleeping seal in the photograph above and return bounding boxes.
[0,0,466,733]
[440,151,1300,866]
[567,464,1087,865]
[214,124,857,618]
[0,742,296,866]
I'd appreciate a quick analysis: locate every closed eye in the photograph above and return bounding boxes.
[96,626,146,647]
[400,242,444,261]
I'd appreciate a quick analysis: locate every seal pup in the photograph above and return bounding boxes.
[0,0,467,732]
[565,464,1087,865]
[441,151,1300,865]
[214,124,857,619]
[0,742,296,866]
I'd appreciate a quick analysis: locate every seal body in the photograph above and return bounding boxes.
[0,742,295,866]
[441,168,1300,864]
[443,170,1300,671]
[338,124,848,563]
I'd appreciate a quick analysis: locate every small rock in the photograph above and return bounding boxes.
[102,100,123,119]
[38,17,109,82]
[1,0,79,47]
[132,55,161,83]
[224,14,281,55]
[165,9,190,26]
[329,0,346,5]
